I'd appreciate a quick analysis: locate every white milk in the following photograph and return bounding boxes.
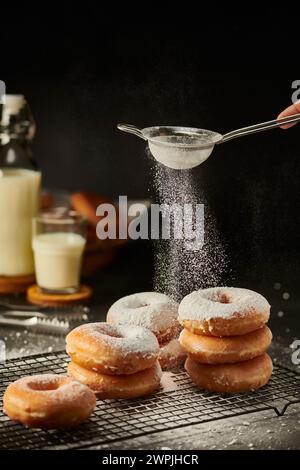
[0,168,41,276]
[32,232,86,291]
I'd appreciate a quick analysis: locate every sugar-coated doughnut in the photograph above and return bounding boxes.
[179,287,270,336]
[179,326,272,364]
[107,292,179,344]
[3,374,96,429]
[68,361,162,399]
[159,338,186,370]
[185,353,273,393]
[66,322,159,375]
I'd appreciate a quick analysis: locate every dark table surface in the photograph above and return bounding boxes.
[0,241,299,450]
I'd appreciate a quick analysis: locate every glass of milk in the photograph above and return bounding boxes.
[32,209,86,294]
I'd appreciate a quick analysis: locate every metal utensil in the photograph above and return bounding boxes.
[0,311,70,335]
[118,113,300,169]
[0,299,89,321]
[0,309,48,318]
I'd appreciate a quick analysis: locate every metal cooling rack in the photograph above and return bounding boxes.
[0,351,299,450]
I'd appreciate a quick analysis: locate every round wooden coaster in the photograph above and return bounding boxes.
[27,284,93,307]
[0,274,36,294]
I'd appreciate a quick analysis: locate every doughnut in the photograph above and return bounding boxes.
[66,322,159,375]
[68,361,162,399]
[179,326,272,364]
[179,287,270,336]
[159,338,186,370]
[3,374,96,429]
[107,292,179,344]
[185,353,273,393]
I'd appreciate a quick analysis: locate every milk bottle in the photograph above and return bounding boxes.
[0,95,41,276]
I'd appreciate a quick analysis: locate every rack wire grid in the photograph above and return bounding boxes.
[0,350,299,449]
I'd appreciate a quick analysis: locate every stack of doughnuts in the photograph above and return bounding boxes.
[178,287,273,393]
[107,292,186,370]
[66,322,162,399]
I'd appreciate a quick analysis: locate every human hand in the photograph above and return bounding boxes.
[277,101,300,129]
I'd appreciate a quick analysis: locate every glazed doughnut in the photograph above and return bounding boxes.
[68,361,162,399]
[66,322,159,375]
[179,287,270,336]
[107,292,179,344]
[179,326,272,364]
[3,374,96,429]
[185,353,273,393]
[159,338,186,370]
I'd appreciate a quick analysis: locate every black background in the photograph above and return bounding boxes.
[1,5,299,300]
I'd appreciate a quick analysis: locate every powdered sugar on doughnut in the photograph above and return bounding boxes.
[178,287,270,321]
[159,338,186,370]
[68,323,159,356]
[12,374,92,402]
[107,292,179,334]
[160,338,185,357]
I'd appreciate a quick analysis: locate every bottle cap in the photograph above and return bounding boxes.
[0,94,35,140]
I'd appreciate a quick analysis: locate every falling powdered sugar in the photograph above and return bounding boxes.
[151,160,228,301]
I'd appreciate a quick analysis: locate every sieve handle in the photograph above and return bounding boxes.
[117,123,147,140]
[221,113,300,143]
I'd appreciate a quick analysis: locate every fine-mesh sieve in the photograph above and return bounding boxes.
[118,113,300,170]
